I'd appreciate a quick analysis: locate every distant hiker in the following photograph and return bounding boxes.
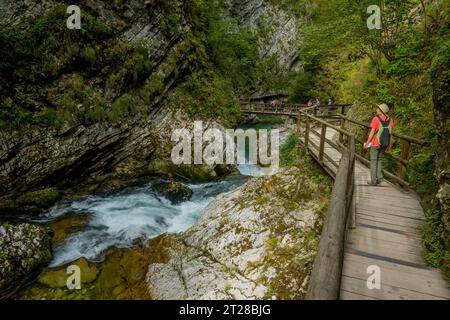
[270,99,276,111]
[326,98,333,116]
[314,98,321,107]
[364,103,394,186]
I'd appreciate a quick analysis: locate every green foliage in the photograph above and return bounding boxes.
[109,94,140,123]
[257,195,271,205]
[124,47,152,87]
[169,69,240,125]
[82,47,97,66]
[48,74,108,126]
[0,5,112,128]
[347,0,417,72]
[204,2,258,89]
[423,206,450,280]
[288,72,315,103]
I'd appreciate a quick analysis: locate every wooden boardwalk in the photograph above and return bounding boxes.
[303,127,450,300]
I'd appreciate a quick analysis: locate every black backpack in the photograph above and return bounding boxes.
[376,116,392,150]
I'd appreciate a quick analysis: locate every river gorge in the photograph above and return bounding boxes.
[4,121,332,300]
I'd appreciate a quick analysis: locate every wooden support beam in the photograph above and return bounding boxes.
[339,119,346,143]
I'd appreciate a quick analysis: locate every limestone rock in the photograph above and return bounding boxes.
[0,223,53,297]
[146,167,330,300]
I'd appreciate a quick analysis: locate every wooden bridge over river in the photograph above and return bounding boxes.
[241,101,450,300]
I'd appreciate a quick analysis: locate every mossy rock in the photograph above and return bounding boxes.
[153,180,193,204]
[38,258,99,288]
[16,241,154,300]
[149,160,218,182]
[7,188,61,214]
[16,188,60,207]
[0,197,16,215]
[92,246,152,299]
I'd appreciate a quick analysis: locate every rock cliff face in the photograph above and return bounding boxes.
[0,117,157,195]
[146,167,330,299]
[0,0,302,206]
[226,0,302,71]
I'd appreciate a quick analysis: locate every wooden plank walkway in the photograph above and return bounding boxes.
[302,127,450,300]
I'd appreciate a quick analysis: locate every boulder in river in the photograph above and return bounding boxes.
[47,213,91,246]
[153,180,193,204]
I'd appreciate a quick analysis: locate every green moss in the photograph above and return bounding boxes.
[0,197,16,213]
[257,195,270,205]
[109,94,140,123]
[280,133,299,168]
[16,188,60,209]
[150,161,218,183]
[82,47,97,65]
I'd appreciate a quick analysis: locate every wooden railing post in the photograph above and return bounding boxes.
[347,135,356,229]
[296,112,301,137]
[399,140,411,180]
[306,151,351,300]
[339,119,347,143]
[319,123,327,163]
[305,116,310,148]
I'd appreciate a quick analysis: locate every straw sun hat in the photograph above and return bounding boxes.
[377,103,390,115]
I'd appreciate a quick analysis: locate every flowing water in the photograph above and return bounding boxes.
[236,122,274,177]
[34,124,277,267]
[37,178,246,266]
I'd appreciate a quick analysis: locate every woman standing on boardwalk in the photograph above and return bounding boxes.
[364,103,394,186]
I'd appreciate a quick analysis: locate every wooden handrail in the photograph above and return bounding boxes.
[337,113,427,182]
[306,137,355,300]
[240,101,425,185]
[300,111,353,137]
[245,102,426,299]
[338,114,427,146]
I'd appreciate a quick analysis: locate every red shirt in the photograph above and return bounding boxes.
[370,115,394,147]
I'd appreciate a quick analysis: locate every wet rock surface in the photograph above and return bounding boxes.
[152,180,193,205]
[16,241,152,300]
[47,213,91,246]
